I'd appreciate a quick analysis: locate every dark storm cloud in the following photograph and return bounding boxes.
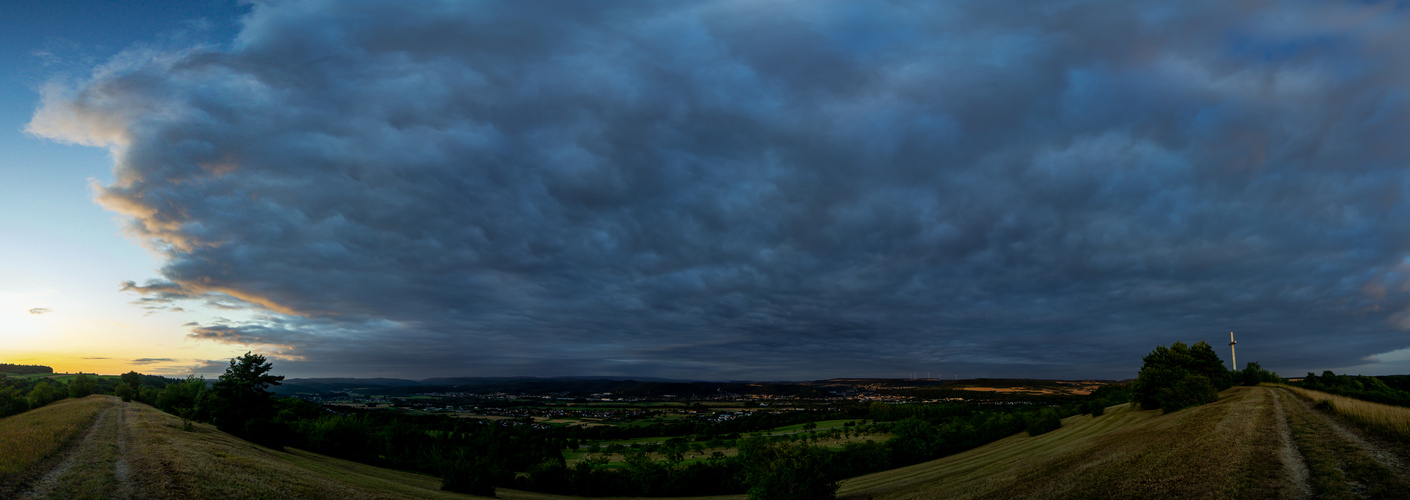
[29,0,1410,378]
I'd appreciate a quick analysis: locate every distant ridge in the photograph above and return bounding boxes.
[271,375,1123,397]
[274,375,703,396]
[0,363,54,375]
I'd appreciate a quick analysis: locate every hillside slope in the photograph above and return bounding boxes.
[836,385,1410,499]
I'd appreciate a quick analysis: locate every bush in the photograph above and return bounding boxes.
[1025,409,1061,436]
[741,440,839,500]
[1240,362,1281,386]
[441,458,499,496]
[1131,341,1232,413]
[887,418,940,463]
[1156,374,1218,413]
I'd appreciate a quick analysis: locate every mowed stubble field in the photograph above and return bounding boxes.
[3,385,1409,499]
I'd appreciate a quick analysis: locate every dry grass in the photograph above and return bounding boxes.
[836,387,1299,499]
[1275,387,1410,498]
[0,395,111,484]
[1280,385,1410,443]
[124,403,435,499]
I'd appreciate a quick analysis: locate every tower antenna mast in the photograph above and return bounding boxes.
[1229,332,1237,371]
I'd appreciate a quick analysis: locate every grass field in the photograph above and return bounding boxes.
[0,395,111,489]
[1273,386,1410,498]
[1280,385,1410,444]
[565,418,876,466]
[765,419,861,434]
[834,387,1300,499]
[0,373,121,382]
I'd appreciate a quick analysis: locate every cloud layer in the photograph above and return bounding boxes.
[29,0,1410,379]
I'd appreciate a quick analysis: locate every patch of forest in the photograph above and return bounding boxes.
[0,364,54,376]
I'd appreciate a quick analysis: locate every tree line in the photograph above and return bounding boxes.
[0,363,54,375]
[1296,370,1410,407]
[0,371,147,418]
[1129,340,1284,414]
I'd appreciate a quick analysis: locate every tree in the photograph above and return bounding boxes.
[68,373,97,398]
[1130,341,1232,413]
[887,417,940,463]
[26,380,65,408]
[741,440,839,500]
[209,352,285,443]
[116,371,143,402]
[441,456,501,496]
[1025,409,1061,436]
[157,375,207,428]
[1240,362,1281,386]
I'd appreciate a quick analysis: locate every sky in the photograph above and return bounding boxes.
[6,0,1410,381]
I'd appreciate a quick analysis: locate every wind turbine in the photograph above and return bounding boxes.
[1228,332,1237,371]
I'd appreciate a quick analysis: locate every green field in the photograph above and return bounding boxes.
[763,419,861,434]
[0,373,120,382]
[567,418,886,469]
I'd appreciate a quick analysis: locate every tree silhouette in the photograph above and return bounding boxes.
[209,352,285,442]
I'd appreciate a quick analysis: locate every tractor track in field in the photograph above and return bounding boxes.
[1274,386,1410,498]
[1282,388,1410,478]
[18,397,140,500]
[1268,388,1312,499]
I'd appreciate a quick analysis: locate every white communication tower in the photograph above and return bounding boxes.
[1228,332,1237,371]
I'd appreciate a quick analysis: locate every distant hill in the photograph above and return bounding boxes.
[271,375,1119,401]
[0,364,54,376]
[275,375,705,396]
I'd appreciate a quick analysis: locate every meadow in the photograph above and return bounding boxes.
[0,395,110,490]
[1281,384,1410,443]
[833,387,1299,499]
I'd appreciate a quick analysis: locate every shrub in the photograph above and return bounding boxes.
[1025,409,1062,436]
[887,417,940,463]
[1131,341,1231,413]
[441,457,499,496]
[1157,374,1218,412]
[1240,362,1282,386]
[741,441,838,500]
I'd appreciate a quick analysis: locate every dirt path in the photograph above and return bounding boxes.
[1278,387,1410,479]
[1268,388,1312,499]
[18,397,140,500]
